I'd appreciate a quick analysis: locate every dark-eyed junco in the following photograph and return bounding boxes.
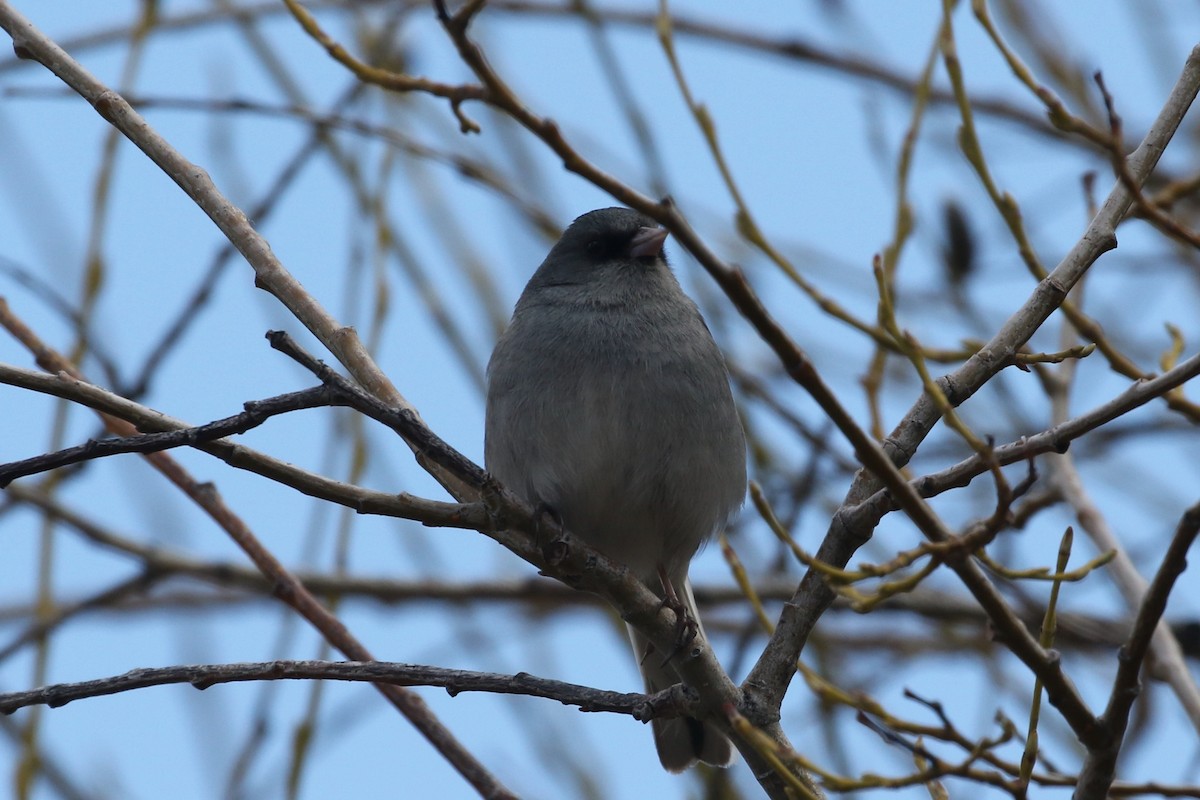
[485,207,746,771]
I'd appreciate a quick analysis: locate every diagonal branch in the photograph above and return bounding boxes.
[0,360,481,530]
[0,0,474,500]
[845,351,1200,530]
[747,39,1200,718]
[0,304,514,799]
[1073,502,1200,799]
[424,3,1127,794]
[0,385,339,487]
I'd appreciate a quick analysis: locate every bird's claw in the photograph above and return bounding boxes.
[656,566,699,666]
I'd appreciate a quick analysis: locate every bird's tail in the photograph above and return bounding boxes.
[626,576,735,772]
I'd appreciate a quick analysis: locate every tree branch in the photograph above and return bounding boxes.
[1074,502,1200,799]
[0,0,475,501]
[0,385,340,487]
[846,351,1200,530]
[748,39,1200,725]
[0,660,686,720]
[0,361,481,529]
[0,305,511,797]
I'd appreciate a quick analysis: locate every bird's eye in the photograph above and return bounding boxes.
[585,239,601,253]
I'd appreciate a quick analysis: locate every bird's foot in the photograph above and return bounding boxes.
[656,566,699,666]
[534,503,568,564]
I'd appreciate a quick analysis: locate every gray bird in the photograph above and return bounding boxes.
[485,207,747,771]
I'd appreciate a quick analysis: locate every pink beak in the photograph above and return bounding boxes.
[628,226,668,259]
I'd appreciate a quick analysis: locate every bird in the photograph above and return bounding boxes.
[484,207,747,771]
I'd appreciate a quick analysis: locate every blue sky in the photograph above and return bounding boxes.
[3,2,1200,798]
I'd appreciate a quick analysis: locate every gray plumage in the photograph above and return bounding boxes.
[484,207,746,771]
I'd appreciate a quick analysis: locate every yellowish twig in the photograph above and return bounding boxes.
[657,0,974,364]
[726,706,823,799]
[719,531,775,634]
[970,0,1111,147]
[1019,527,1074,785]
[279,0,485,132]
[1013,344,1095,366]
[872,257,990,455]
[977,548,1113,582]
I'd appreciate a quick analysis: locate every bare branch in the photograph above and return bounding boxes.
[846,351,1200,528]
[0,385,338,487]
[0,660,679,720]
[1074,502,1200,799]
[0,361,482,529]
[750,38,1200,723]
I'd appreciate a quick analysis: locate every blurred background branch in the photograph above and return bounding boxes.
[2,1,1200,798]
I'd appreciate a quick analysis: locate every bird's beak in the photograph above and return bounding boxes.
[628,226,668,259]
